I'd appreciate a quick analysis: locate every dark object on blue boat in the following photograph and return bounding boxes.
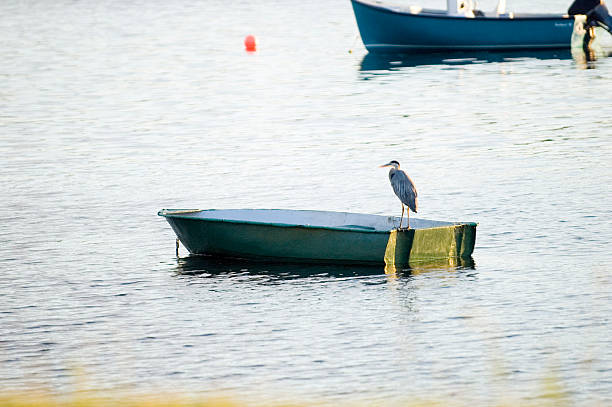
[568,0,601,15]
[568,0,612,34]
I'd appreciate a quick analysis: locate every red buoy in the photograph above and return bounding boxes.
[244,35,257,52]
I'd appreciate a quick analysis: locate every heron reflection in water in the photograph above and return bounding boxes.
[380,160,418,230]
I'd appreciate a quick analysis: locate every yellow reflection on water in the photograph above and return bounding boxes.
[384,256,475,279]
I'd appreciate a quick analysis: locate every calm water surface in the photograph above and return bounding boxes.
[1,0,611,405]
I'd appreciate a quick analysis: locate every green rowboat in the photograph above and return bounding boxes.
[158,209,477,265]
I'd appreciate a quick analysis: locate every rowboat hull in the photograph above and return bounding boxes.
[351,0,575,53]
[159,209,477,265]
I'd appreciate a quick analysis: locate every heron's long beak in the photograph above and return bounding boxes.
[379,163,391,168]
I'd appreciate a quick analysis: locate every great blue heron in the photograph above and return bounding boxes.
[380,160,418,229]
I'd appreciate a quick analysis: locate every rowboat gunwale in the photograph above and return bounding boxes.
[158,208,477,235]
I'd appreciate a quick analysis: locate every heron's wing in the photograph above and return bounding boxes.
[390,170,418,212]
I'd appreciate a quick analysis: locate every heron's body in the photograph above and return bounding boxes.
[389,168,418,212]
[380,160,418,229]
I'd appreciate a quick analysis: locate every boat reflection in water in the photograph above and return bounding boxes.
[174,254,475,280]
[359,48,570,70]
[359,43,610,73]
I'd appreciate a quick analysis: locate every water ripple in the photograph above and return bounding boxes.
[1,0,611,405]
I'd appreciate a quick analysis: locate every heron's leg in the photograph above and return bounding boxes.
[407,208,410,229]
[399,205,404,229]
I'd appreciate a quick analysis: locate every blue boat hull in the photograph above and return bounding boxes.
[351,0,575,53]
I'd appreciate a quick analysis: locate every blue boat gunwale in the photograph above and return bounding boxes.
[351,0,572,21]
[158,209,477,235]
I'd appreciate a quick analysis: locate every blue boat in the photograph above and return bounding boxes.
[350,0,612,53]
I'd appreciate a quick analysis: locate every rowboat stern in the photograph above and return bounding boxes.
[384,222,477,267]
